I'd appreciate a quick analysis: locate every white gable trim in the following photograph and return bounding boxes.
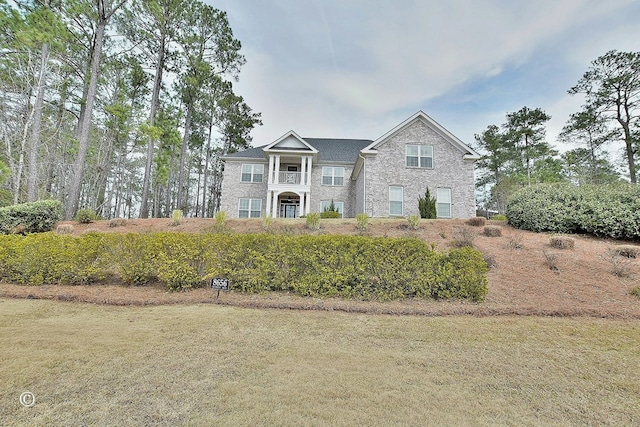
[362,111,481,160]
[263,130,319,153]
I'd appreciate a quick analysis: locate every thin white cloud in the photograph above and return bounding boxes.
[211,0,640,146]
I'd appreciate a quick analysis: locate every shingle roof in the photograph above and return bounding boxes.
[304,138,372,162]
[223,138,373,163]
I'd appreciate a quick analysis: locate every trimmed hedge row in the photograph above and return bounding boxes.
[506,183,640,240]
[0,232,489,302]
[0,200,63,234]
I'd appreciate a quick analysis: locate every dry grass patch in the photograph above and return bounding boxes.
[1,299,639,426]
[612,245,640,259]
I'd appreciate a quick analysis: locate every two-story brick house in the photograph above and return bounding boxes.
[220,111,480,218]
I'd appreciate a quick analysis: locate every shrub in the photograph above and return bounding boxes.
[506,183,640,240]
[631,286,640,298]
[75,208,97,224]
[0,200,63,234]
[483,253,498,269]
[543,250,560,271]
[171,209,183,226]
[611,245,639,258]
[262,215,274,232]
[603,248,632,277]
[214,211,228,233]
[407,215,421,230]
[0,232,489,301]
[109,218,127,228]
[466,217,486,227]
[491,214,507,221]
[483,225,502,237]
[56,224,75,234]
[356,213,369,232]
[507,233,524,250]
[418,187,437,219]
[451,226,475,247]
[305,213,320,230]
[550,236,575,250]
[320,210,341,219]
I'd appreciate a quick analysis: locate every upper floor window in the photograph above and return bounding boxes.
[322,167,344,186]
[389,186,403,216]
[406,145,433,168]
[437,188,452,218]
[241,164,264,183]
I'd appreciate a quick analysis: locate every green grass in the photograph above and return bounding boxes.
[1,298,639,426]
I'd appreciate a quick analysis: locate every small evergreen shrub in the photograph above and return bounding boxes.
[356,213,369,232]
[406,215,421,230]
[631,286,640,298]
[418,187,437,219]
[214,211,228,233]
[483,225,502,237]
[75,209,97,224]
[466,217,486,227]
[305,213,320,230]
[170,209,183,226]
[0,200,63,234]
[320,210,341,219]
[550,236,575,250]
[490,214,507,221]
[262,215,274,232]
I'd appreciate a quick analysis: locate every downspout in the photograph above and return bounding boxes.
[358,153,366,216]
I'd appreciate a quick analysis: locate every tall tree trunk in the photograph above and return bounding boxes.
[139,41,166,218]
[26,42,50,202]
[65,19,106,219]
[176,104,192,211]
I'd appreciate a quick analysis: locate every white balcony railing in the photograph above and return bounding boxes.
[278,171,302,185]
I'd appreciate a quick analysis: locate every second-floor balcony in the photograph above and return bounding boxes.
[278,171,301,185]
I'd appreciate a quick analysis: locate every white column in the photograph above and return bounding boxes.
[306,189,311,214]
[306,156,313,186]
[274,155,281,184]
[300,156,307,185]
[299,192,306,216]
[272,191,279,217]
[268,155,275,184]
[266,190,272,216]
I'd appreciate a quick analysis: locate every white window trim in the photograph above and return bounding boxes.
[320,200,344,218]
[321,166,345,186]
[238,198,262,218]
[389,186,403,216]
[406,144,433,169]
[436,188,452,218]
[241,164,264,183]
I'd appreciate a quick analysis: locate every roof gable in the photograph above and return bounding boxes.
[264,131,318,153]
[362,110,480,160]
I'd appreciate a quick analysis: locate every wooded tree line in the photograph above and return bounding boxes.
[0,0,261,220]
[475,50,640,214]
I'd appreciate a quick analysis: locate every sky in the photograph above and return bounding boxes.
[209,0,640,155]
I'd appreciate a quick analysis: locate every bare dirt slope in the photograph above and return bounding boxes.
[1,218,639,317]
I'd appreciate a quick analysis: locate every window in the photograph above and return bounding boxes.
[406,145,433,168]
[322,167,344,186]
[437,188,451,218]
[320,200,344,217]
[241,164,264,183]
[389,186,403,216]
[238,198,262,218]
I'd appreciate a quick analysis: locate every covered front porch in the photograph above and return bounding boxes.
[265,191,311,218]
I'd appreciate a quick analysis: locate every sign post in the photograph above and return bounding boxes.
[210,277,229,298]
